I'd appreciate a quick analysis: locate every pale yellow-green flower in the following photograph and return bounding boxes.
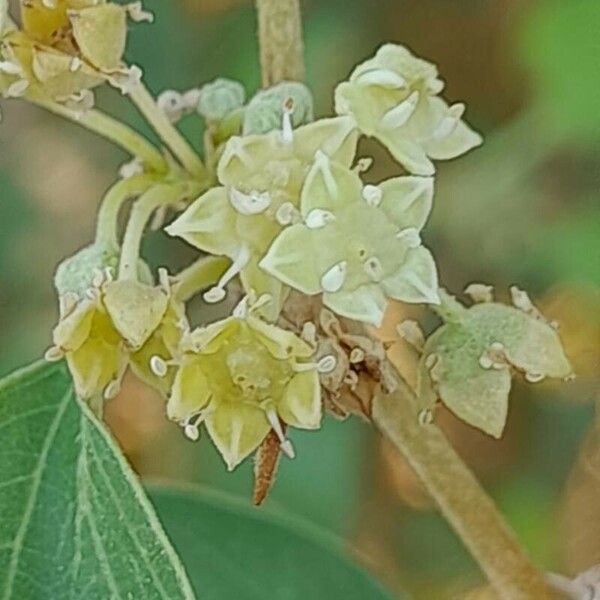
[167,312,322,471]
[260,152,439,326]
[335,43,482,176]
[417,289,573,438]
[166,115,358,320]
[0,0,145,104]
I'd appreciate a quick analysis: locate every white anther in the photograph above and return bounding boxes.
[362,184,382,207]
[349,348,365,364]
[396,227,421,248]
[150,355,168,378]
[464,283,494,304]
[510,286,533,312]
[203,246,250,303]
[0,60,23,75]
[525,372,545,383]
[126,1,154,23]
[119,157,144,179]
[265,409,295,459]
[157,90,185,123]
[69,57,82,72]
[64,89,95,112]
[418,408,434,426]
[44,346,64,362]
[314,150,338,198]
[6,79,29,98]
[355,68,407,89]
[379,91,419,130]
[344,370,359,390]
[109,65,143,95]
[317,355,337,374]
[305,208,335,229]
[104,379,121,400]
[490,342,504,352]
[320,261,347,293]
[184,424,200,441]
[433,103,465,139]
[301,321,317,346]
[479,353,494,370]
[275,202,296,225]
[354,157,373,174]
[229,188,272,215]
[364,256,384,281]
[281,97,294,144]
[396,320,425,351]
[183,410,209,442]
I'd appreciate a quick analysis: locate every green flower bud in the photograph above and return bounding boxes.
[243,81,314,135]
[196,78,246,122]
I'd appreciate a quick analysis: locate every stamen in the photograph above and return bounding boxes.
[44,346,65,363]
[379,91,419,130]
[301,321,317,346]
[355,68,407,89]
[183,409,209,442]
[349,348,365,364]
[157,90,185,123]
[362,184,382,207]
[320,261,347,293]
[229,188,271,215]
[275,202,297,225]
[433,103,465,139]
[317,355,337,374]
[418,409,434,426]
[305,208,335,229]
[109,65,143,96]
[265,408,295,459]
[314,151,338,198]
[0,61,23,75]
[353,157,373,174]
[150,355,168,378]
[525,372,544,384]
[203,246,250,303]
[281,97,294,145]
[104,379,121,400]
[396,227,421,248]
[119,157,144,179]
[6,79,29,98]
[464,283,494,304]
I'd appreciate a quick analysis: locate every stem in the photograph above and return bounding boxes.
[254,2,551,597]
[95,175,156,247]
[174,256,231,302]
[255,0,305,87]
[119,183,192,280]
[28,95,166,173]
[128,81,207,179]
[372,377,551,599]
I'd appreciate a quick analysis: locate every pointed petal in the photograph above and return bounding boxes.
[279,370,321,429]
[239,256,289,322]
[104,281,169,350]
[247,315,314,359]
[69,5,127,71]
[167,360,211,422]
[382,246,440,304]
[293,116,358,167]
[379,131,435,176]
[378,176,434,230]
[165,187,240,258]
[205,401,271,471]
[259,224,324,295]
[323,284,388,327]
[53,301,95,351]
[300,153,363,215]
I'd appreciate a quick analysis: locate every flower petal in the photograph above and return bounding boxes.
[293,116,358,167]
[279,370,321,429]
[378,175,434,231]
[167,359,211,422]
[382,246,440,305]
[165,187,240,258]
[247,315,314,359]
[53,300,96,351]
[205,401,271,471]
[323,284,388,326]
[378,132,435,176]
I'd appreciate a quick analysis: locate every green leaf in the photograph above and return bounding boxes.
[150,486,398,600]
[0,361,195,600]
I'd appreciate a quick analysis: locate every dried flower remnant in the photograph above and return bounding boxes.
[335,43,482,175]
[417,289,573,438]
[261,153,439,326]
[166,312,322,470]
[166,115,358,319]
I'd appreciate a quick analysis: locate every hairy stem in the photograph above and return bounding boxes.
[255,0,305,87]
[119,182,195,280]
[372,375,551,599]
[128,81,207,179]
[255,1,551,598]
[28,96,167,173]
[95,175,157,247]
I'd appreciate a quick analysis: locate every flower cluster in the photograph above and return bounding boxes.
[0,0,150,106]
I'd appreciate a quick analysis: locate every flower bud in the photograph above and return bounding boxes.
[196,78,246,122]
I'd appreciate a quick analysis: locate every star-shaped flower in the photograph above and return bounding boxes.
[260,152,440,326]
[166,115,358,320]
[166,313,322,471]
[335,43,482,175]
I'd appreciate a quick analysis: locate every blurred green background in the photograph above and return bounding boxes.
[0,0,599,597]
